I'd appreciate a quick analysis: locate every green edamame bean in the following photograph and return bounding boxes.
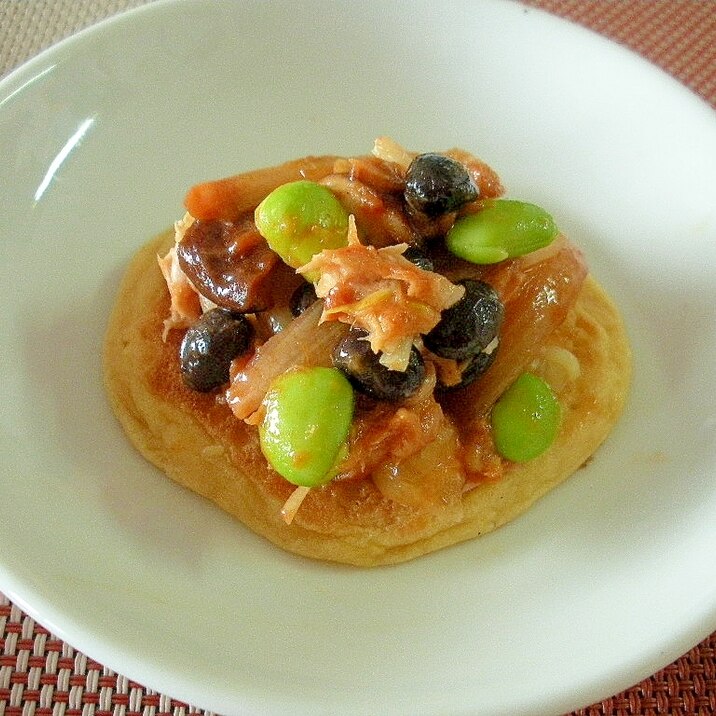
[491,372,560,462]
[446,199,558,264]
[259,367,354,487]
[254,180,349,271]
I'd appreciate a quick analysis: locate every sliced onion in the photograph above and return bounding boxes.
[443,237,587,421]
[184,155,340,222]
[226,300,347,420]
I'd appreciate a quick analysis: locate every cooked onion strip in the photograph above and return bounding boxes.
[319,174,416,247]
[371,136,414,170]
[184,155,340,222]
[226,300,348,421]
[446,238,587,420]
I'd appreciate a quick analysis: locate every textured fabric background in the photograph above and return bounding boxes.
[0,0,145,77]
[1,1,715,715]
[522,0,715,106]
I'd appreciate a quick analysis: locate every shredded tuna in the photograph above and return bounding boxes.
[298,218,465,370]
[157,213,201,339]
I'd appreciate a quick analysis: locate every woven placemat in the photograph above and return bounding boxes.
[1,1,715,715]
[0,0,146,78]
[522,0,715,107]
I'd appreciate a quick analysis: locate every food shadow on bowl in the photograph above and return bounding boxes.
[14,260,284,573]
[547,221,716,553]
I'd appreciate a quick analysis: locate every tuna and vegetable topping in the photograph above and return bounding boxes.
[162,139,571,503]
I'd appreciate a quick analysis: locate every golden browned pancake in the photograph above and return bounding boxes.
[104,231,631,566]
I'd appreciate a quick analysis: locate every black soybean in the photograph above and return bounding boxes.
[332,329,425,402]
[404,153,478,218]
[440,347,499,392]
[424,279,503,362]
[289,282,318,317]
[402,245,435,272]
[180,308,253,392]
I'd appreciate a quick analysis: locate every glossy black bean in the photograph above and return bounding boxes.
[332,329,425,402]
[179,309,253,392]
[404,153,478,218]
[439,345,499,392]
[424,279,503,361]
[289,281,318,317]
[401,245,434,272]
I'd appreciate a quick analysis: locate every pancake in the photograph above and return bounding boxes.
[103,229,631,566]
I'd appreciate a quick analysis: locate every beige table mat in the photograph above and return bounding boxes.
[1,2,715,715]
[1,0,145,78]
